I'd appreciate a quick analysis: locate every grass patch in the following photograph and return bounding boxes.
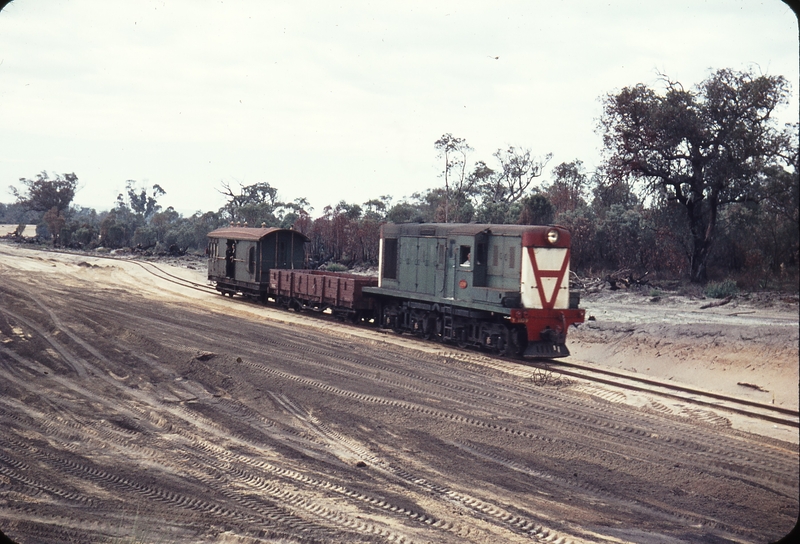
[704,279,739,299]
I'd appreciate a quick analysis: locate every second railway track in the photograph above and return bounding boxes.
[484,353,799,429]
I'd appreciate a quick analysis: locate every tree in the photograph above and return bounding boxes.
[434,133,473,222]
[126,181,166,220]
[218,181,284,226]
[11,171,79,245]
[517,194,554,225]
[544,160,590,215]
[482,146,552,205]
[11,171,78,214]
[598,68,791,282]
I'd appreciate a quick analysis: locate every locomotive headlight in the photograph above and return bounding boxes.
[546,229,559,245]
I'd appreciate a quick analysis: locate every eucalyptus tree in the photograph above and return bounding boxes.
[434,133,474,222]
[598,68,792,282]
[11,171,79,244]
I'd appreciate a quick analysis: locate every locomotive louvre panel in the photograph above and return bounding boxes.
[434,238,447,297]
[398,237,415,292]
[485,235,523,291]
[418,237,438,295]
[472,231,488,288]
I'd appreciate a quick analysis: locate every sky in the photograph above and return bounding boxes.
[0,0,797,217]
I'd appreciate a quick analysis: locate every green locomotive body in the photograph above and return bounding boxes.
[363,223,585,357]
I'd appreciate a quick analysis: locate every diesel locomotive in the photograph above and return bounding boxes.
[207,223,585,358]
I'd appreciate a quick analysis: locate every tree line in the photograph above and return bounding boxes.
[2,67,797,288]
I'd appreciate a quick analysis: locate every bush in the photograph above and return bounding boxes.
[324,263,349,272]
[704,279,739,299]
[73,226,95,246]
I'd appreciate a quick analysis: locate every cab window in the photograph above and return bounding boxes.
[459,245,471,267]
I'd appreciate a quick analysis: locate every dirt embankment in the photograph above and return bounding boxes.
[569,289,799,413]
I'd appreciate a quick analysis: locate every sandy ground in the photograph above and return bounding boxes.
[0,225,35,238]
[572,291,799,408]
[120,245,800,419]
[0,241,797,543]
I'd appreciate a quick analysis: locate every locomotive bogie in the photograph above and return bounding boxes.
[376,297,526,356]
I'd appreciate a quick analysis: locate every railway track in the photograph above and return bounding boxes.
[0,244,216,294]
[523,358,800,428]
[121,257,216,293]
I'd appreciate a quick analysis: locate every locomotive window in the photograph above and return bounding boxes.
[383,238,398,279]
[248,246,256,273]
[493,245,499,267]
[459,245,471,267]
[509,247,515,269]
[438,243,445,265]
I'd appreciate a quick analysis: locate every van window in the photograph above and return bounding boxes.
[248,246,256,273]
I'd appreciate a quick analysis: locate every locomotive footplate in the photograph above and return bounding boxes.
[523,341,571,358]
[509,307,585,357]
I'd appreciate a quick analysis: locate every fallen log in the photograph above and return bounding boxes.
[700,295,733,309]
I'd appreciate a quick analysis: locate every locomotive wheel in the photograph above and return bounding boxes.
[422,314,436,340]
[502,326,523,357]
[456,328,468,349]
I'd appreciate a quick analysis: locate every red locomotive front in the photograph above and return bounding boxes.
[510,226,585,357]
